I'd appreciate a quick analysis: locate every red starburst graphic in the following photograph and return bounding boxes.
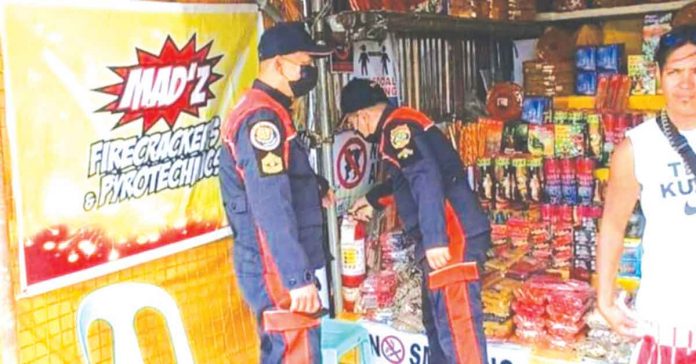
[96,35,222,133]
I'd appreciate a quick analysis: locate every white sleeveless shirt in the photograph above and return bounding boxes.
[626,116,696,325]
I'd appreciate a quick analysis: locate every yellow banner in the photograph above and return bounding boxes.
[0,0,260,295]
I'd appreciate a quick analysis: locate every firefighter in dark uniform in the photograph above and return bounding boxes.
[340,79,491,364]
[218,22,332,364]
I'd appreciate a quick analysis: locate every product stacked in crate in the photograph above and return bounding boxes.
[525,12,672,100]
[575,12,672,97]
[348,0,675,15]
[512,276,594,349]
[546,0,674,12]
[576,305,636,363]
[524,60,576,97]
[482,278,520,339]
[347,0,537,20]
[448,0,537,20]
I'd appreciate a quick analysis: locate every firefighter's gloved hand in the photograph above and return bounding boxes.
[289,283,321,314]
[348,197,373,222]
[426,247,451,270]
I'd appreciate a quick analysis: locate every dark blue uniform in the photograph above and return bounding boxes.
[219,81,325,363]
[367,106,491,364]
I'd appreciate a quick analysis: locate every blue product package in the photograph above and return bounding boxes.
[576,46,596,71]
[522,97,550,125]
[576,71,597,95]
[597,44,624,73]
[619,239,642,278]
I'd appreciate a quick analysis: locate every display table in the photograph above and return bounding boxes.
[335,316,599,364]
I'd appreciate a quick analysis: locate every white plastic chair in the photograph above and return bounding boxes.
[76,282,194,364]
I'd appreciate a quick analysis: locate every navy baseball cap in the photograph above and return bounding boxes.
[339,78,389,123]
[258,22,333,61]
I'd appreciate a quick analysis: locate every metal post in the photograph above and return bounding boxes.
[311,0,343,315]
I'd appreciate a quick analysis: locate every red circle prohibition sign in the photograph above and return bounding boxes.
[336,137,367,189]
[381,335,406,363]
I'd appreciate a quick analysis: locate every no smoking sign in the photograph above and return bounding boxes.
[336,137,367,189]
[381,335,406,363]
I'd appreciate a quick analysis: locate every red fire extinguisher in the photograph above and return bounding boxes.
[340,219,366,312]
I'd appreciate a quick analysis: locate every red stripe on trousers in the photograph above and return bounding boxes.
[255,228,316,364]
[439,202,483,364]
[445,202,465,262]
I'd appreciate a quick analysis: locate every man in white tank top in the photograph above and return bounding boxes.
[597,25,696,364]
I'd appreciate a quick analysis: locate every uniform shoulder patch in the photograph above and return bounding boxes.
[384,122,421,167]
[250,121,281,151]
[390,124,411,150]
[247,119,286,177]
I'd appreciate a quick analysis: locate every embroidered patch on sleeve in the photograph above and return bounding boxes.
[250,121,281,151]
[385,123,421,167]
[248,120,286,177]
[390,124,411,149]
[260,152,284,175]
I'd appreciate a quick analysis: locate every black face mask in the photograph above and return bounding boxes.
[289,65,318,97]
